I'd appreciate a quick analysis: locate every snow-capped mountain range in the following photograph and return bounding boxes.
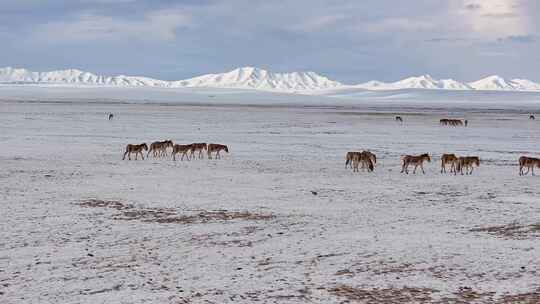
[1,66,540,92]
[0,66,340,91]
[356,74,540,91]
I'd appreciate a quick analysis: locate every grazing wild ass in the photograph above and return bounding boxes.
[190,143,208,159]
[207,144,229,159]
[362,151,377,169]
[441,153,459,174]
[122,143,148,160]
[345,152,355,169]
[519,156,540,176]
[172,144,193,161]
[356,151,376,172]
[530,115,535,120]
[457,156,480,175]
[395,116,403,123]
[147,140,174,158]
[346,151,376,172]
[401,153,431,174]
[108,113,114,120]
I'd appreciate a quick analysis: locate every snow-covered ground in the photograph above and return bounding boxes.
[2,84,540,110]
[1,96,540,303]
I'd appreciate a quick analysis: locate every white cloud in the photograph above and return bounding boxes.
[78,0,136,2]
[456,0,530,38]
[34,9,192,43]
[364,18,437,33]
[291,14,346,32]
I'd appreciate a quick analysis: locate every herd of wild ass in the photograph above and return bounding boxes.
[344,151,486,175]
[121,115,539,176]
[122,141,229,161]
[397,117,469,127]
[346,116,539,176]
[345,151,539,176]
[439,118,468,127]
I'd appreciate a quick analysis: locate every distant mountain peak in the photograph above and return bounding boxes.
[405,74,434,80]
[469,75,515,90]
[486,75,508,80]
[175,67,342,91]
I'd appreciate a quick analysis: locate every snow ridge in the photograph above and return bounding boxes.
[172,67,341,91]
[0,66,341,91]
[357,74,540,92]
[1,66,540,92]
[0,67,170,87]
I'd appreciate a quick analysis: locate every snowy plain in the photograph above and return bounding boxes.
[1,86,540,303]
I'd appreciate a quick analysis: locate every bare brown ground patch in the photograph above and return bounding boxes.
[78,199,133,210]
[444,286,496,303]
[327,285,540,304]
[327,259,538,303]
[169,287,539,304]
[77,199,275,224]
[470,221,540,239]
[328,285,436,303]
[343,258,457,279]
[442,288,540,304]
[497,289,540,304]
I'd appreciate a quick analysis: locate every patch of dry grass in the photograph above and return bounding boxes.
[328,285,539,304]
[77,199,275,224]
[449,286,496,302]
[497,289,540,304]
[470,221,540,239]
[328,285,436,303]
[78,199,132,210]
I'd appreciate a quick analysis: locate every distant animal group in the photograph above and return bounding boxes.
[395,115,533,126]
[394,117,470,126]
[440,118,467,127]
[122,141,229,161]
[346,151,539,176]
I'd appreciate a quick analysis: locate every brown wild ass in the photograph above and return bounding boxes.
[401,153,431,174]
[190,143,208,159]
[350,153,364,172]
[207,144,229,159]
[172,144,193,161]
[519,156,540,176]
[441,153,459,174]
[362,151,377,170]
[345,152,355,169]
[122,143,148,160]
[353,151,376,172]
[346,151,376,171]
[457,156,480,175]
[147,140,173,158]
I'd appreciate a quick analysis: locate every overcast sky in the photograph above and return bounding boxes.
[1,0,539,83]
